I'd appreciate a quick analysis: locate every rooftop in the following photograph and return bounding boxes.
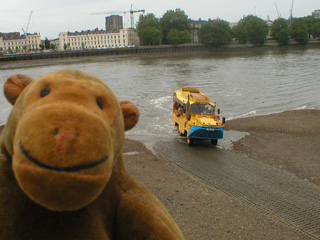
[66,28,123,36]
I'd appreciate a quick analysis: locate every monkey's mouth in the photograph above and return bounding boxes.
[19,141,108,172]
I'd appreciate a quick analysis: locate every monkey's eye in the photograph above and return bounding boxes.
[96,98,104,110]
[40,87,50,97]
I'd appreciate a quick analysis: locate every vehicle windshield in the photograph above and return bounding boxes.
[191,103,213,115]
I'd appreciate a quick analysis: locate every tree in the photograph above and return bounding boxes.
[232,23,248,43]
[199,19,232,46]
[44,37,50,49]
[137,13,160,31]
[289,18,309,44]
[167,29,189,45]
[178,30,190,44]
[271,18,290,45]
[166,29,180,45]
[311,22,320,39]
[160,9,190,44]
[136,13,162,45]
[139,26,162,45]
[232,15,268,45]
[245,17,269,44]
[233,15,258,43]
[301,16,320,38]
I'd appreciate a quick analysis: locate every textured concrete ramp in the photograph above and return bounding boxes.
[153,140,320,239]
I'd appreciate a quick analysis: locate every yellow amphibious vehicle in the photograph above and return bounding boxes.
[172,87,225,146]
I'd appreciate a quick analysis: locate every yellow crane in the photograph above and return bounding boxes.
[91,5,145,29]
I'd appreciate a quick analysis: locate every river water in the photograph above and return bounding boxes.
[1,46,319,143]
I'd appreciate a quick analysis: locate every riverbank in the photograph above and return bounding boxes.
[1,39,319,62]
[123,141,307,239]
[225,109,320,186]
[123,109,319,239]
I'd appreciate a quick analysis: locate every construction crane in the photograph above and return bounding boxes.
[91,5,145,29]
[22,10,33,35]
[289,0,294,23]
[275,2,281,18]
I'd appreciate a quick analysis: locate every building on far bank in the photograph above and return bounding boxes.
[189,18,209,43]
[50,38,60,49]
[58,28,139,50]
[0,32,41,53]
[312,9,320,18]
[105,15,123,32]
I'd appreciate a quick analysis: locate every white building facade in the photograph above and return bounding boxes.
[59,28,139,50]
[312,10,320,19]
[0,33,41,52]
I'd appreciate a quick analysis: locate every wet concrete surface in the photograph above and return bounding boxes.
[144,138,320,239]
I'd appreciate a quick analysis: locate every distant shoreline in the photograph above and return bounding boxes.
[1,39,319,62]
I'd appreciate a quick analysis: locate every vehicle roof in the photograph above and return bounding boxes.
[174,87,215,105]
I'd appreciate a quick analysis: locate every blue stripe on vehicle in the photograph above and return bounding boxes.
[188,126,224,140]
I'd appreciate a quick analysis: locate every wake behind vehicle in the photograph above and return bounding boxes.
[172,88,225,146]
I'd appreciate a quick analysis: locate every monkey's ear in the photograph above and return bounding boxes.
[4,74,34,105]
[120,100,139,131]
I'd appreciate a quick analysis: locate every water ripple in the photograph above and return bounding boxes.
[0,48,319,138]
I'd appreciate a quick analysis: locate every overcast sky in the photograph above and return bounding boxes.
[1,0,319,39]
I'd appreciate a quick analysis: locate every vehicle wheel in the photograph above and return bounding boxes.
[187,137,194,146]
[211,139,218,146]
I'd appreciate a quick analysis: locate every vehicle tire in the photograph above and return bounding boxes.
[187,137,194,146]
[211,139,218,146]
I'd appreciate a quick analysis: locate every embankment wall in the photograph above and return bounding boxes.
[1,40,319,62]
